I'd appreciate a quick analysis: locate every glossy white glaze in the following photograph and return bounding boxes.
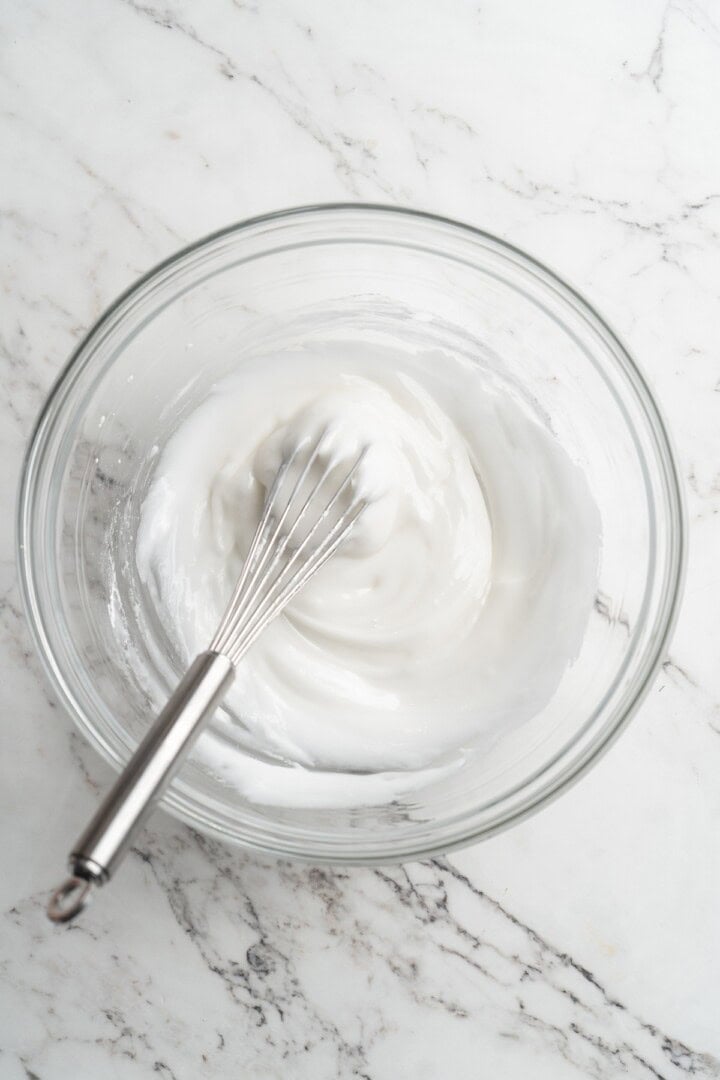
[136,350,598,804]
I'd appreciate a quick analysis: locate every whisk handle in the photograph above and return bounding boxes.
[47,651,234,923]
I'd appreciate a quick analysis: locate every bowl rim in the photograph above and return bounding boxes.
[16,202,687,862]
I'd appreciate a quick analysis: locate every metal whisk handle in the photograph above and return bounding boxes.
[47,651,234,923]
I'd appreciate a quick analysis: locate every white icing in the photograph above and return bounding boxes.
[136,343,600,806]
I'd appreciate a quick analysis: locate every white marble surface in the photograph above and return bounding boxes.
[1,1,719,1076]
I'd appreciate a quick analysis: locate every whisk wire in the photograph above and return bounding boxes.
[221,449,367,662]
[212,437,320,648]
[224,495,366,662]
[211,450,293,637]
[212,437,368,663]
[230,449,337,633]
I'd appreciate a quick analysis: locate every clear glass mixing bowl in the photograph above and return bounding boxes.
[17,205,685,861]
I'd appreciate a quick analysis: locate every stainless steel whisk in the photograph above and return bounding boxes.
[48,432,368,923]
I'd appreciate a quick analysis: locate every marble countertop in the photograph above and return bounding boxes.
[2,1,719,1077]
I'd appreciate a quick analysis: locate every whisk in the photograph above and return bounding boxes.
[48,432,369,923]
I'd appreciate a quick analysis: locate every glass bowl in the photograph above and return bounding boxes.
[17,205,685,862]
